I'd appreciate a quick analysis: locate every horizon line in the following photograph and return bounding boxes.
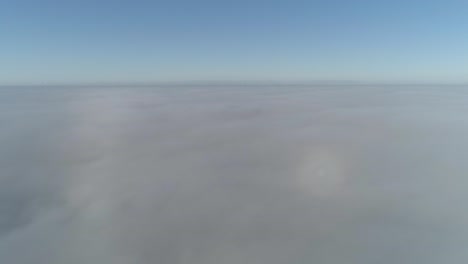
[1,80,468,87]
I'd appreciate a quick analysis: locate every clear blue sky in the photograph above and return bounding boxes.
[1,0,468,84]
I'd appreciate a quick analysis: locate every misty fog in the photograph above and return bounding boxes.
[1,85,468,264]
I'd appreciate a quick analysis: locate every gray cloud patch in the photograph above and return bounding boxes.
[1,85,468,263]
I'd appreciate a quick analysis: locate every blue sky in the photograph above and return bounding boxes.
[1,0,468,84]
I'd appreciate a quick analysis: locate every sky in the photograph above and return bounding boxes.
[1,0,468,84]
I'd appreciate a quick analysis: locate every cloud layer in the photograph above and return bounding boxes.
[1,85,468,263]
